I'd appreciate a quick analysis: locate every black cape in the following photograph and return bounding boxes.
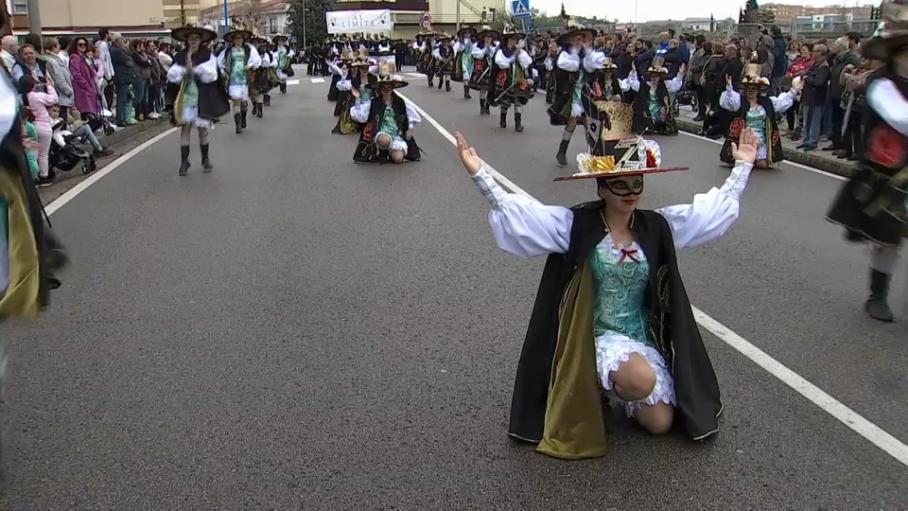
[509,204,722,452]
[721,95,782,164]
[166,48,230,123]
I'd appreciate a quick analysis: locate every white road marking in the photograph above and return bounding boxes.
[401,92,908,468]
[287,79,300,85]
[310,78,325,84]
[46,128,179,217]
[406,73,425,79]
[678,131,848,182]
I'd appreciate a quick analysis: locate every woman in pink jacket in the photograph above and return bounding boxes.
[68,36,101,118]
[20,75,58,186]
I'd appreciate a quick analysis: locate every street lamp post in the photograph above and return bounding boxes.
[302,0,307,49]
[224,0,229,34]
[26,0,42,44]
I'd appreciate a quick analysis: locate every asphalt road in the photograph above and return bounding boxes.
[0,69,906,510]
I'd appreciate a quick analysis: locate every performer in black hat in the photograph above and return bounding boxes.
[452,113,762,458]
[719,61,802,169]
[217,27,262,134]
[167,25,230,175]
[272,34,295,95]
[621,56,683,135]
[452,27,477,99]
[488,31,535,132]
[827,2,908,322]
[351,64,422,164]
[469,27,500,116]
[433,34,455,92]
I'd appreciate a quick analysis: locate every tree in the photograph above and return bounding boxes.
[287,0,335,48]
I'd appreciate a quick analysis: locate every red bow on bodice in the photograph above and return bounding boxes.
[618,248,640,264]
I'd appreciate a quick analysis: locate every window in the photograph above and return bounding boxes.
[12,0,28,15]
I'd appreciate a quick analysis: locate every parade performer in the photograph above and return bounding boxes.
[453,111,762,458]
[333,58,375,135]
[827,1,908,323]
[328,54,352,117]
[622,56,682,135]
[452,27,476,99]
[469,27,499,116]
[326,50,344,102]
[217,27,262,134]
[488,31,535,132]
[433,35,455,92]
[272,34,295,95]
[167,25,230,175]
[415,34,436,87]
[250,36,272,118]
[719,62,801,169]
[547,26,598,166]
[351,64,422,164]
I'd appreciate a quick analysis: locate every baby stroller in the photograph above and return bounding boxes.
[86,109,117,137]
[49,119,96,175]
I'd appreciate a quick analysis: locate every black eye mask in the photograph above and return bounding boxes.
[599,176,645,197]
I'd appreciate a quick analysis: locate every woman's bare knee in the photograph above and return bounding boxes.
[610,354,657,402]
[390,150,405,163]
[636,403,674,435]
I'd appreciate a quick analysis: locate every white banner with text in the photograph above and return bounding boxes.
[326,10,393,34]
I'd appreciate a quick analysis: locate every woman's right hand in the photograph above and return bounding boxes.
[351,87,360,99]
[455,131,482,176]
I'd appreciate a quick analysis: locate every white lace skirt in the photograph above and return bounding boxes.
[376,131,408,152]
[179,105,213,129]
[228,84,249,102]
[594,330,676,416]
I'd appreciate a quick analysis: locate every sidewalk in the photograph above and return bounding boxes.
[674,107,858,178]
[38,117,173,204]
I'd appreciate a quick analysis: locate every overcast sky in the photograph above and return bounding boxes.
[530,0,867,22]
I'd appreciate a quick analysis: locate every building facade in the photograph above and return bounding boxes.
[198,0,289,37]
[8,0,170,36]
[763,3,873,26]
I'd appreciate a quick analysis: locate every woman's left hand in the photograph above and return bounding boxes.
[732,128,760,164]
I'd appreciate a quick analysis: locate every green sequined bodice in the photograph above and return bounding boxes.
[589,239,652,344]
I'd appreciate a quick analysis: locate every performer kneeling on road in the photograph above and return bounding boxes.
[167,25,229,176]
[351,68,422,164]
[453,123,761,459]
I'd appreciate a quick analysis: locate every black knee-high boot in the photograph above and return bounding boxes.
[234,112,243,134]
[515,112,524,133]
[264,94,271,106]
[241,108,248,128]
[179,145,190,176]
[500,109,508,129]
[464,84,472,99]
[556,138,570,166]
[201,144,213,171]
[866,269,895,322]
[445,78,451,92]
[280,82,287,94]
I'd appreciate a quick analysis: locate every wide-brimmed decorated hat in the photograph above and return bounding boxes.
[367,61,408,90]
[645,55,669,76]
[272,34,289,44]
[350,57,372,68]
[224,28,253,42]
[739,62,770,91]
[555,101,687,181]
[477,27,500,40]
[171,25,218,44]
[457,26,477,38]
[250,35,269,45]
[861,1,908,60]
[501,31,527,42]
[556,22,595,46]
[601,56,618,70]
[436,32,454,42]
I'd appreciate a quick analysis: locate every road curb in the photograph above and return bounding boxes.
[674,117,858,179]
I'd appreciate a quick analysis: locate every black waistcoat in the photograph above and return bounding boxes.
[508,202,722,443]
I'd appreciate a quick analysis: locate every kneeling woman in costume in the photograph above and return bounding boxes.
[351,69,421,163]
[719,62,802,169]
[167,25,230,176]
[622,57,682,135]
[454,119,761,459]
[333,58,375,135]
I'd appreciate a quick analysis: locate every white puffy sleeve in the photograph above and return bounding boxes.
[405,102,422,129]
[337,79,352,91]
[665,74,684,94]
[494,50,513,70]
[583,50,607,73]
[195,55,219,84]
[517,49,532,70]
[350,101,371,123]
[620,72,640,92]
[288,49,296,59]
[544,56,554,71]
[167,63,187,84]
[327,60,344,76]
[556,51,580,72]
[216,49,226,71]
[719,85,741,112]
[248,46,262,69]
[453,41,463,54]
[471,46,486,59]
[656,161,754,249]
[432,48,442,60]
[472,165,573,257]
[770,89,797,114]
[867,78,908,136]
